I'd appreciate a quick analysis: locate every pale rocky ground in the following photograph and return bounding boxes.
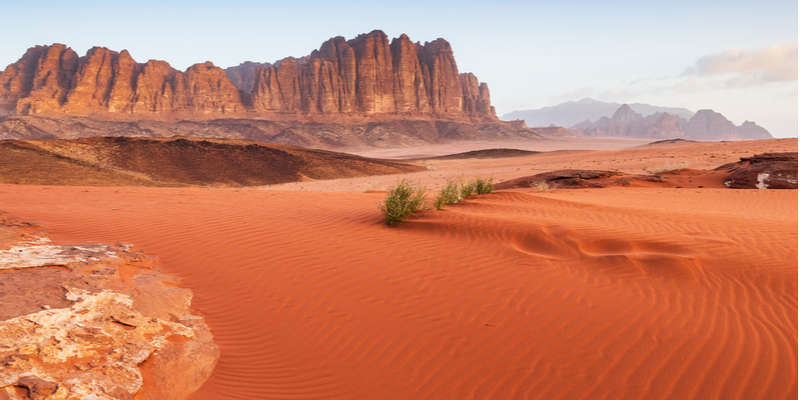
[0,213,218,400]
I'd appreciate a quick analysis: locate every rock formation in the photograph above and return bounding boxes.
[0,45,242,117]
[716,152,798,189]
[225,61,271,94]
[494,170,665,189]
[0,31,494,121]
[240,32,493,117]
[0,211,219,399]
[505,120,576,137]
[0,32,528,149]
[569,105,773,141]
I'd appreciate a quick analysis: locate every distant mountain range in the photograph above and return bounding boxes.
[502,98,772,141]
[502,98,695,129]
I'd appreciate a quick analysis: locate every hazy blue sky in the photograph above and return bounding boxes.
[1,0,796,137]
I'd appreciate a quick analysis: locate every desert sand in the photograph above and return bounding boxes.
[0,137,796,399]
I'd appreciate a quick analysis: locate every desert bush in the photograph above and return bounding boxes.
[433,175,494,210]
[531,180,554,192]
[459,176,477,199]
[378,179,428,226]
[475,176,494,194]
[645,161,688,175]
[433,177,460,210]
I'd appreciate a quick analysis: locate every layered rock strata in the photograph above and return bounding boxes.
[0,31,494,121]
[0,212,218,399]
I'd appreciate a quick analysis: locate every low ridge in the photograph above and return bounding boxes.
[0,136,425,187]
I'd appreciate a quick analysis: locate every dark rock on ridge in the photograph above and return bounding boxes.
[0,136,427,187]
[715,152,798,189]
[0,115,544,150]
[411,148,540,160]
[494,169,665,189]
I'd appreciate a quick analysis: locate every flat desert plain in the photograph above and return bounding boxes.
[0,137,796,399]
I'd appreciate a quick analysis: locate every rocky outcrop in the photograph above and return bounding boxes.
[494,169,665,189]
[0,31,495,122]
[569,105,773,141]
[0,212,219,399]
[716,152,798,189]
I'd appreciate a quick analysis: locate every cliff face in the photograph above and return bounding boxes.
[0,31,495,121]
[0,45,243,117]
[244,31,493,117]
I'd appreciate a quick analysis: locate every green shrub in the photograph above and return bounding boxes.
[645,161,688,175]
[432,175,494,210]
[475,176,494,194]
[378,179,428,226]
[433,177,460,210]
[531,180,554,192]
[459,176,477,199]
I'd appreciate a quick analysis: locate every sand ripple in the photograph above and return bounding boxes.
[0,185,795,399]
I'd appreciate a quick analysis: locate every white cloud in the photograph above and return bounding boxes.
[687,43,798,87]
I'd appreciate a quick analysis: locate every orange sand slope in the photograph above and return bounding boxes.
[0,183,795,399]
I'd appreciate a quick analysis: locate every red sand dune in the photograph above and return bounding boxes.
[0,183,795,399]
[0,138,796,399]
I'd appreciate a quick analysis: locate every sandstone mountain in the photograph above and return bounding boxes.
[570,105,773,140]
[0,31,493,120]
[0,31,543,148]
